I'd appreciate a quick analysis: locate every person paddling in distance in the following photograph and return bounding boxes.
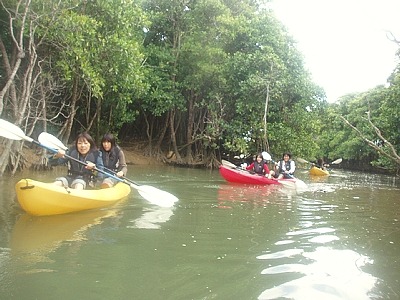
[313,158,329,170]
[99,133,128,188]
[245,153,270,177]
[269,152,296,179]
[50,132,104,190]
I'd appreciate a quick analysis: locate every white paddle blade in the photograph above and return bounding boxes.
[295,179,308,191]
[38,132,68,150]
[296,158,309,164]
[0,128,23,140]
[135,185,179,207]
[278,180,296,189]
[0,119,27,141]
[331,158,343,164]
[221,159,237,169]
[279,178,308,191]
[262,151,271,161]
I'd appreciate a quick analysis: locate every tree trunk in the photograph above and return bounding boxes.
[169,108,182,162]
[263,82,270,152]
[62,75,80,143]
[0,37,23,116]
[155,113,169,154]
[143,110,153,155]
[0,140,15,175]
[186,94,194,163]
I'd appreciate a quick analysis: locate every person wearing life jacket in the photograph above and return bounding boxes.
[99,133,128,188]
[269,152,296,179]
[313,158,329,170]
[246,153,270,177]
[51,132,104,190]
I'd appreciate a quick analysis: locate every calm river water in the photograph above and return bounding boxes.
[0,165,399,300]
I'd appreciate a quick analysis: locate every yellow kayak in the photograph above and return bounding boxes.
[309,166,330,176]
[15,179,131,216]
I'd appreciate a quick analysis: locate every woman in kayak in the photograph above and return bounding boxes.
[50,132,104,190]
[313,158,329,170]
[99,133,128,188]
[246,153,270,177]
[269,152,296,179]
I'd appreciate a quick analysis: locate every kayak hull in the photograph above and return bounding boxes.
[15,179,131,216]
[309,166,330,176]
[219,165,296,185]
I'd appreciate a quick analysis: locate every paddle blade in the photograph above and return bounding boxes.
[0,127,22,140]
[296,158,310,164]
[221,159,237,169]
[279,178,308,191]
[0,119,27,141]
[331,158,343,164]
[38,132,68,151]
[294,179,308,190]
[278,180,296,188]
[135,185,179,207]
[262,151,271,161]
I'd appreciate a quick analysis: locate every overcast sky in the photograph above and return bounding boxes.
[269,0,400,102]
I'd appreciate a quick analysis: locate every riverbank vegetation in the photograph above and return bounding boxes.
[0,0,399,175]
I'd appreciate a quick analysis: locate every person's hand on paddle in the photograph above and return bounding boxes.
[85,161,96,170]
[53,149,65,158]
[116,171,124,177]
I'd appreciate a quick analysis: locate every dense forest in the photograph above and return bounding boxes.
[0,0,399,175]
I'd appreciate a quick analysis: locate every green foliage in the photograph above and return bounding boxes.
[2,0,398,170]
[36,0,148,133]
[327,82,400,169]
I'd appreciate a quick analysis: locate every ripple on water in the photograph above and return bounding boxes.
[286,227,336,236]
[274,240,296,246]
[256,248,304,260]
[308,235,340,244]
[257,247,376,300]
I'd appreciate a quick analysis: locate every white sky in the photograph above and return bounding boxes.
[269,0,400,102]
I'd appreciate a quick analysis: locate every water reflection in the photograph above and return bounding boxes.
[10,209,119,266]
[255,192,379,300]
[217,184,279,208]
[309,174,330,182]
[0,167,399,299]
[257,246,376,299]
[128,206,174,229]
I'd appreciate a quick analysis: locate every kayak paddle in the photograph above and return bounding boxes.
[297,157,342,165]
[221,151,273,169]
[37,132,179,207]
[221,159,239,169]
[0,119,178,207]
[296,157,310,164]
[331,158,343,164]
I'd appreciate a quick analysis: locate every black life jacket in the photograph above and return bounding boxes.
[279,160,292,173]
[253,160,266,175]
[67,148,100,183]
[100,145,121,171]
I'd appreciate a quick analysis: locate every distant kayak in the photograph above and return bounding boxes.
[309,166,330,176]
[219,165,296,185]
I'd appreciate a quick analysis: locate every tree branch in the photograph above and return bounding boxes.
[340,115,400,165]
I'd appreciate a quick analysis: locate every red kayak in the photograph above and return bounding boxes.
[219,165,296,186]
